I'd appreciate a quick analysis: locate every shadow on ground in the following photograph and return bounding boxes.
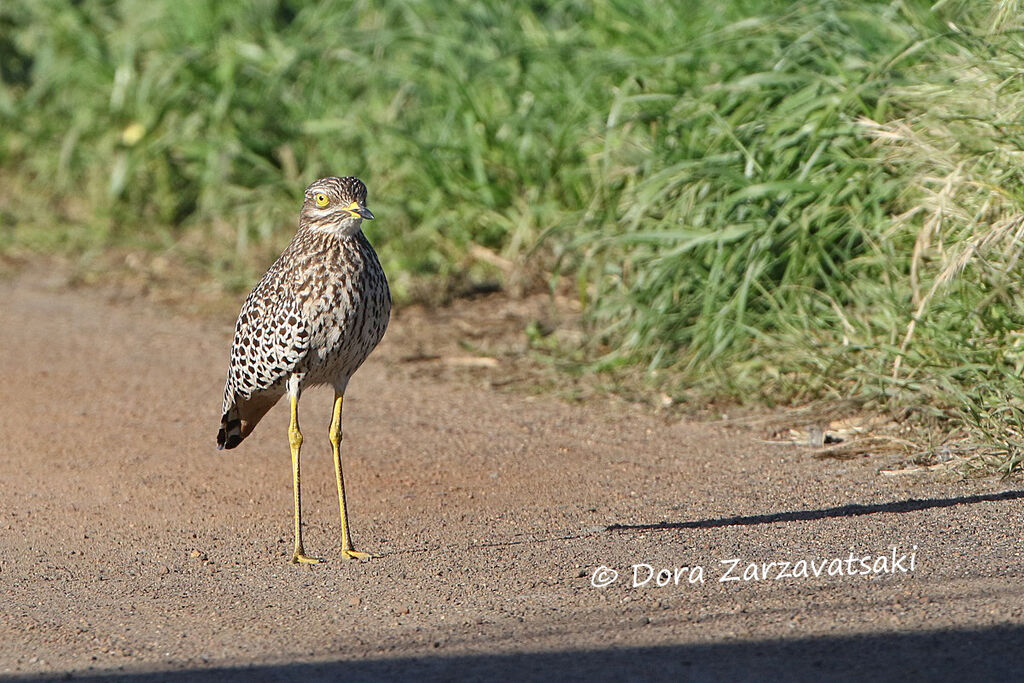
[30,624,1024,682]
[608,489,1024,532]
[383,490,1024,556]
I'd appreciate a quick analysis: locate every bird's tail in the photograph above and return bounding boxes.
[217,405,245,450]
[217,393,282,450]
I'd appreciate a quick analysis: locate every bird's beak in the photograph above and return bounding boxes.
[343,201,374,220]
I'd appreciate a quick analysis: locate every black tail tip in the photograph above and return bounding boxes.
[217,429,243,450]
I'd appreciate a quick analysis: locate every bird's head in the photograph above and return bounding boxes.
[301,176,374,236]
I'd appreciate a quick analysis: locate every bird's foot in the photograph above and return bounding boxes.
[342,548,373,561]
[291,549,321,565]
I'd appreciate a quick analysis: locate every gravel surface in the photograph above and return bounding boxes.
[2,273,1024,681]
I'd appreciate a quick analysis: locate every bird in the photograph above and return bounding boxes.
[217,176,390,564]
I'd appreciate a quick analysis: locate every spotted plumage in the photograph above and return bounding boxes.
[216,176,390,563]
[218,177,390,449]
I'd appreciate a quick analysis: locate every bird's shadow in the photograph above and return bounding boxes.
[606,489,1024,533]
[382,489,1024,556]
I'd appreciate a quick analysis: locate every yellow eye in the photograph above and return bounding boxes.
[314,192,329,207]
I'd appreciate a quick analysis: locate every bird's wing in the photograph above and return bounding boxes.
[222,279,310,409]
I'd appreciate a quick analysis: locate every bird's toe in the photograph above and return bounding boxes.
[342,549,373,561]
[291,552,322,565]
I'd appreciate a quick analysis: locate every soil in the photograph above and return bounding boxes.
[2,270,1024,681]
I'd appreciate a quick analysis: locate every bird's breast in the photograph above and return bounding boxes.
[298,236,390,384]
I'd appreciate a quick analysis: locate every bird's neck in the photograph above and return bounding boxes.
[301,221,364,240]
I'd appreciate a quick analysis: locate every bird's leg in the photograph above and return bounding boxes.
[289,393,319,564]
[330,393,372,561]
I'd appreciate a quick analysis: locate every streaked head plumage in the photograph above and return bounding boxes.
[301,177,374,233]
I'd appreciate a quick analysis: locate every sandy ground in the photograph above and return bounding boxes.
[2,271,1024,681]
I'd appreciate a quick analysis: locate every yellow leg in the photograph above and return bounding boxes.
[331,393,372,561]
[289,394,319,564]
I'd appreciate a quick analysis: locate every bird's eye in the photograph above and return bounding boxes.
[314,193,329,207]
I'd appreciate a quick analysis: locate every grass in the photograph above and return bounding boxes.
[3,0,1024,471]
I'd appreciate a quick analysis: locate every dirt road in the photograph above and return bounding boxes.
[2,272,1024,681]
